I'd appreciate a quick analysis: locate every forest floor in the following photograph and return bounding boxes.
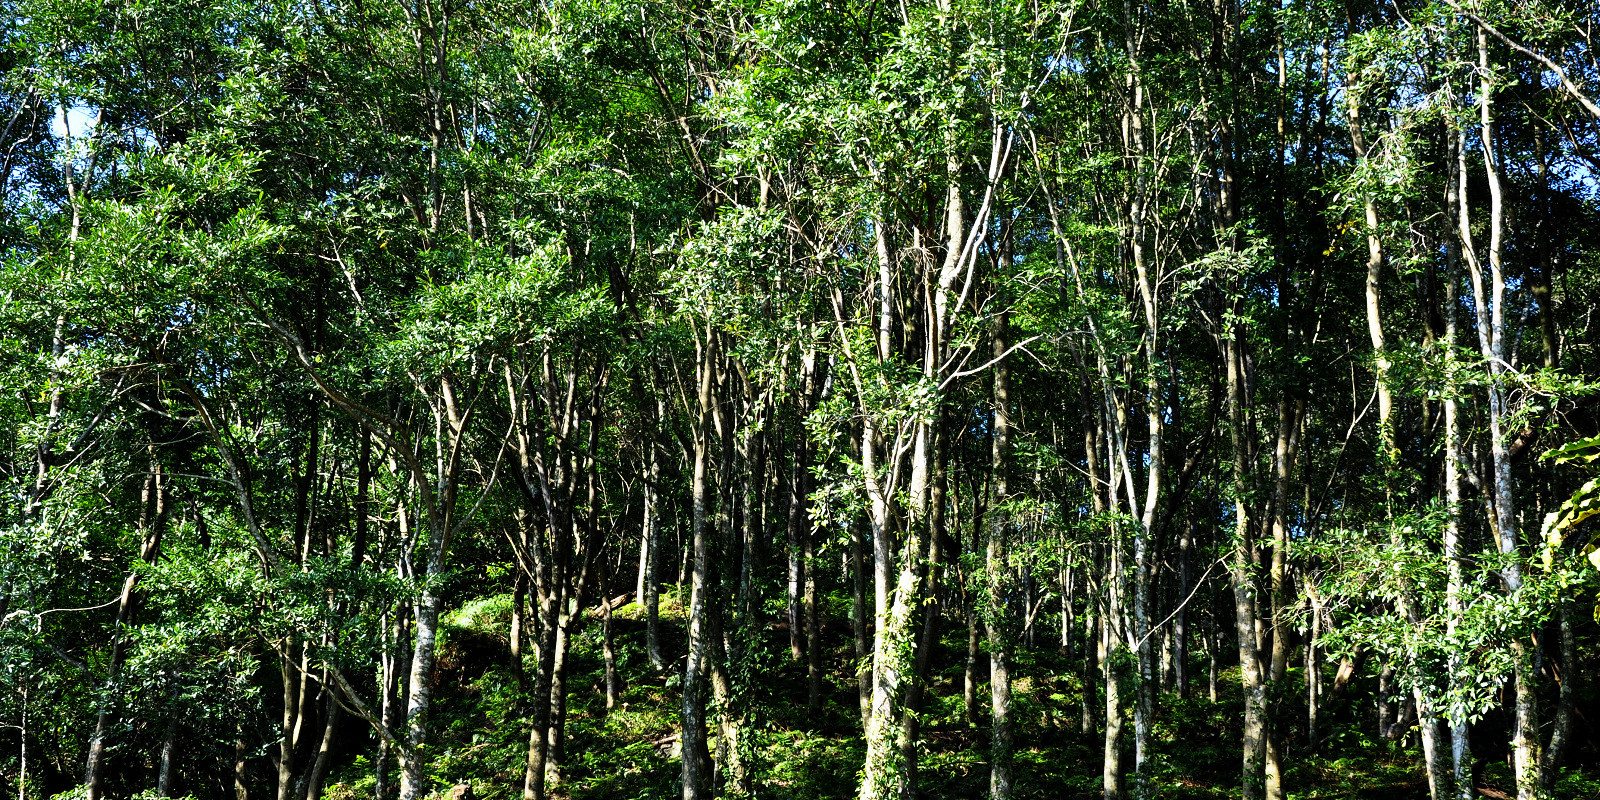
[321,589,1600,800]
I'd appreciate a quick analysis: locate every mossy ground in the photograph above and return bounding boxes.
[323,590,1599,800]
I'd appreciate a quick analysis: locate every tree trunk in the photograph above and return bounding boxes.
[236,729,249,800]
[1265,397,1300,800]
[85,458,168,800]
[603,588,620,712]
[521,594,558,800]
[511,571,528,688]
[157,703,178,798]
[987,309,1014,800]
[544,599,575,788]
[1540,605,1575,788]
[1443,132,1473,800]
[1062,562,1076,655]
[680,334,716,800]
[1416,686,1449,800]
[852,513,871,728]
[1306,589,1321,750]
[805,513,823,712]
[304,691,340,800]
[83,574,138,800]
[1102,600,1125,800]
[1076,604,1094,731]
[277,644,300,800]
[400,585,445,800]
[1174,525,1190,699]
[1462,30,1539,799]
[787,446,807,663]
[1228,336,1268,800]
[646,442,665,670]
[957,602,982,721]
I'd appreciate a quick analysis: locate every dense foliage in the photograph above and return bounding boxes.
[2,0,1599,798]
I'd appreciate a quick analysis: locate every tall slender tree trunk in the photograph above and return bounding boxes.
[1443,128,1473,800]
[1101,401,1131,800]
[1306,585,1322,750]
[787,449,807,663]
[1265,396,1301,800]
[1062,562,1076,654]
[400,583,445,800]
[1540,605,1575,788]
[304,691,340,800]
[157,687,178,798]
[1102,575,1125,800]
[603,581,620,712]
[276,644,300,800]
[646,440,665,670]
[1457,31,1539,799]
[1227,336,1268,800]
[964,579,983,728]
[84,573,138,800]
[805,511,823,712]
[236,728,249,800]
[511,569,528,687]
[851,513,871,728]
[987,310,1014,800]
[1174,524,1190,699]
[681,332,716,800]
[86,458,168,800]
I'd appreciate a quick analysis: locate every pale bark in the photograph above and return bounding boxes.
[1461,30,1539,799]
[680,332,716,800]
[1102,602,1125,800]
[1265,398,1300,800]
[236,730,249,800]
[254,318,471,800]
[602,588,619,712]
[1443,129,1473,800]
[987,309,1014,800]
[644,441,665,671]
[851,513,871,728]
[1228,336,1267,800]
[1173,526,1190,699]
[511,571,528,686]
[964,603,983,729]
[787,450,807,663]
[275,644,299,800]
[1305,586,1322,750]
[156,700,177,798]
[805,509,823,712]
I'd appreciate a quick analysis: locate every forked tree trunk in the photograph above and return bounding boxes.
[1461,30,1539,799]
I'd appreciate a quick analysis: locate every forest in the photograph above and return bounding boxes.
[3,0,1600,798]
